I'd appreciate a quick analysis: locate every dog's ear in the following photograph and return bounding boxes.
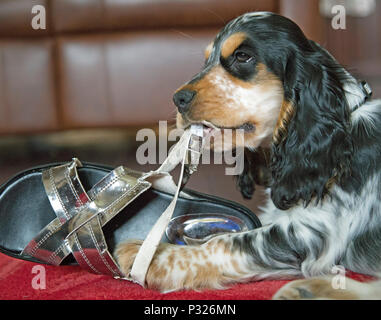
[270,49,353,210]
[236,153,255,199]
[236,147,271,199]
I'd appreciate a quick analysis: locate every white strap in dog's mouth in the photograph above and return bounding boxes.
[128,124,204,286]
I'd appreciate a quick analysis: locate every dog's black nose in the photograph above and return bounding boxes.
[173,90,196,114]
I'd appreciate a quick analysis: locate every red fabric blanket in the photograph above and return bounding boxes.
[0,253,372,300]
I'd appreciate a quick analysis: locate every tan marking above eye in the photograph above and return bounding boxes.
[204,41,214,60]
[221,32,247,59]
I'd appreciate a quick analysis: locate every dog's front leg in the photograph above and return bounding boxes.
[115,236,251,292]
[115,218,334,292]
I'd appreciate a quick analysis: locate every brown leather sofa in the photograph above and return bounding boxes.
[0,0,278,135]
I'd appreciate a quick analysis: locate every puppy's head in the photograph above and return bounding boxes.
[174,12,302,150]
[174,12,353,210]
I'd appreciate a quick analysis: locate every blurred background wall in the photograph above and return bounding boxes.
[0,0,380,213]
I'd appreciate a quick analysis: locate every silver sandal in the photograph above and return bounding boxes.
[0,126,261,287]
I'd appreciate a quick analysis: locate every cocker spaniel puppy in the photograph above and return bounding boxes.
[116,12,380,298]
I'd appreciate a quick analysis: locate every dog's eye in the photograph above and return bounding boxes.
[235,51,253,63]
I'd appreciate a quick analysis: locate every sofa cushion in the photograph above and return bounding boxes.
[0,40,58,134]
[57,29,217,128]
[52,0,277,33]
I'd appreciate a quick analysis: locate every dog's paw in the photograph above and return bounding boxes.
[114,239,143,276]
[272,277,360,300]
[115,239,191,292]
[115,239,176,289]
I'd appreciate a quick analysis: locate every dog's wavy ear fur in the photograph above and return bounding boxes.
[270,43,353,210]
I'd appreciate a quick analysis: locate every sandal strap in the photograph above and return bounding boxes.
[66,166,150,277]
[21,158,87,263]
[22,161,150,277]
[42,158,90,223]
[68,215,122,277]
[129,125,204,286]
